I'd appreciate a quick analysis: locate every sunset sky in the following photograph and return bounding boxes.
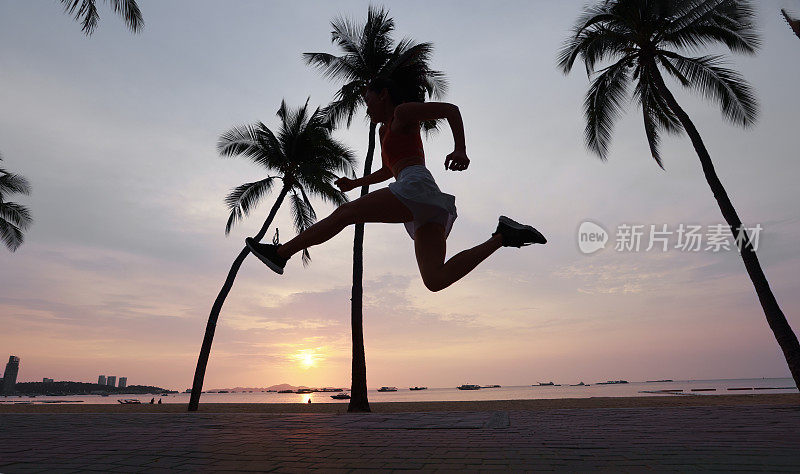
[1,1,799,391]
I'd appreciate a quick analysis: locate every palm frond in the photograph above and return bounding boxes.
[0,171,32,197]
[289,191,315,267]
[323,80,366,128]
[558,24,633,75]
[107,0,144,33]
[59,0,143,35]
[0,218,25,252]
[633,66,684,169]
[662,0,758,54]
[331,14,369,60]
[223,177,277,235]
[661,52,758,126]
[60,0,99,35]
[0,201,32,230]
[302,52,360,82]
[217,122,284,170]
[583,60,632,159]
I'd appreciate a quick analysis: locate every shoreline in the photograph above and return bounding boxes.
[1,393,797,414]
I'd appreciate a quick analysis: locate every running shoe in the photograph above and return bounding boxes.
[246,228,289,274]
[493,215,547,247]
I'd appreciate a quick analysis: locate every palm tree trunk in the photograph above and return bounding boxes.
[652,70,800,389]
[189,185,291,411]
[348,121,377,413]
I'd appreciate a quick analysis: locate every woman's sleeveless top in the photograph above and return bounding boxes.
[381,117,424,170]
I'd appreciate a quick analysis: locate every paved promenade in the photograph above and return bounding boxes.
[2,404,800,471]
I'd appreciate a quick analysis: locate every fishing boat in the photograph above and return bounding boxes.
[596,380,629,385]
[330,393,351,400]
[377,386,398,392]
[409,386,427,391]
[117,399,141,404]
[295,388,314,394]
[457,384,481,390]
[536,382,561,386]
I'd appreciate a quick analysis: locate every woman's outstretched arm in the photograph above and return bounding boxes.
[335,166,393,192]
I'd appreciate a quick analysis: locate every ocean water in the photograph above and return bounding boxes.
[1,378,796,405]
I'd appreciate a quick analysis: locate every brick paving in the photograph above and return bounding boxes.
[1,405,800,471]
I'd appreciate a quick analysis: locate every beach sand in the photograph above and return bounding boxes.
[1,393,797,414]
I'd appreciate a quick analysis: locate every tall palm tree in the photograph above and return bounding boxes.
[559,0,800,388]
[303,6,446,412]
[0,155,32,252]
[59,0,144,36]
[781,9,800,40]
[188,99,356,411]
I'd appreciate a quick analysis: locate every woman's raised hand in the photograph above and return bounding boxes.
[445,149,470,171]
[335,176,357,192]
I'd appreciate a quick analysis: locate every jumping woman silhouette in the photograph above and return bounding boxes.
[246,77,547,292]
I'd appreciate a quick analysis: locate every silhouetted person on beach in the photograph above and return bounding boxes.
[247,77,546,291]
[158,398,162,404]
[783,9,800,39]
[150,397,154,404]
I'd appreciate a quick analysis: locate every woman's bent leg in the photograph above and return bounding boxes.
[415,223,503,292]
[278,188,414,259]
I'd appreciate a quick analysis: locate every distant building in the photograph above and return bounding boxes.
[106,376,116,387]
[118,377,127,388]
[43,378,54,383]
[98,375,106,385]
[2,356,20,394]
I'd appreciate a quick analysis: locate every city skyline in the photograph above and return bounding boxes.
[1,1,799,390]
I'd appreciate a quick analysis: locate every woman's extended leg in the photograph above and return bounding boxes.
[414,222,503,292]
[277,188,414,259]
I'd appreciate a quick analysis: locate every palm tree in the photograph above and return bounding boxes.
[0,155,32,252]
[781,9,800,40]
[59,0,144,36]
[559,0,800,388]
[188,99,356,411]
[303,6,446,412]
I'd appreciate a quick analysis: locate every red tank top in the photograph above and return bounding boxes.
[381,117,424,170]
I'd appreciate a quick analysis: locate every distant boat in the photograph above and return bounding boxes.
[646,379,673,383]
[596,380,629,385]
[278,389,294,393]
[457,384,481,390]
[536,382,561,386]
[117,399,141,404]
[569,382,588,386]
[295,389,314,394]
[330,393,351,399]
[377,387,398,392]
[217,390,229,393]
[409,386,428,391]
